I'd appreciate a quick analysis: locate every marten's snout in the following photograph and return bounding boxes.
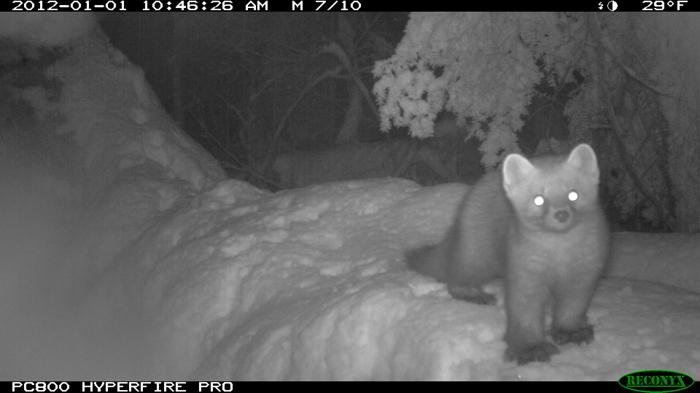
[554,209,570,223]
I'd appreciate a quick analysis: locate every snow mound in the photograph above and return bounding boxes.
[86,178,700,380]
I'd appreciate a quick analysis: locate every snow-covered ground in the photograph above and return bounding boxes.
[0,16,698,380]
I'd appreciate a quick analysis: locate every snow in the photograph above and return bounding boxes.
[1,18,699,380]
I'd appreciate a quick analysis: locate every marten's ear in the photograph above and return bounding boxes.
[502,153,535,196]
[567,144,599,180]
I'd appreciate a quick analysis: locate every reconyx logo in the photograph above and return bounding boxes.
[619,370,695,393]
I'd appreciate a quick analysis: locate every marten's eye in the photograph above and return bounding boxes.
[568,191,579,202]
[533,195,545,206]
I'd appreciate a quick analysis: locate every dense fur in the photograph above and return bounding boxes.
[406,144,610,364]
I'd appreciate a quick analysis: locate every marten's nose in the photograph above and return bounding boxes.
[554,210,570,223]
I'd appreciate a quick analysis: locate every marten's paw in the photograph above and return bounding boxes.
[505,342,560,365]
[552,324,594,345]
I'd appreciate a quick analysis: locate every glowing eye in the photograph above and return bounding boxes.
[568,191,579,202]
[533,195,545,206]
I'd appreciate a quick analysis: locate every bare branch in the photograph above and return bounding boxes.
[261,65,344,172]
[588,15,672,230]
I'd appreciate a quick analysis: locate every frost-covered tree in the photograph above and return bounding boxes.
[374,13,700,232]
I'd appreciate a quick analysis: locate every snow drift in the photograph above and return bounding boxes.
[0,20,699,380]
